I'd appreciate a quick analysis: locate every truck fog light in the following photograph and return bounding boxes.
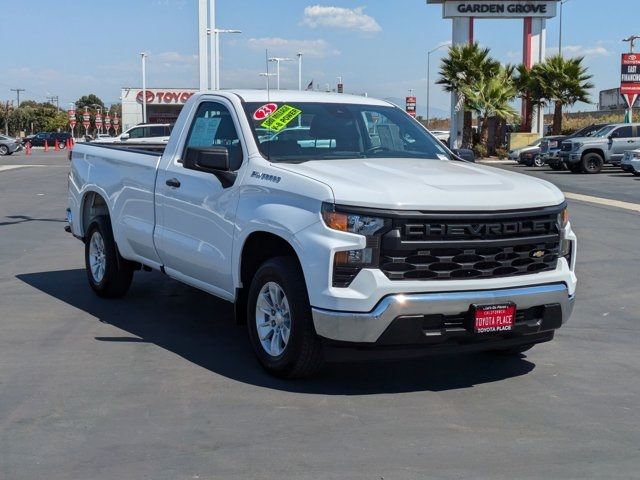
[335,248,373,265]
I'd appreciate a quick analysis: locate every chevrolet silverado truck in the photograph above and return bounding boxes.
[560,123,640,174]
[66,90,577,378]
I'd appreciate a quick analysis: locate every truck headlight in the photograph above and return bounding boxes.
[321,203,389,287]
[558,207,572,261]
[632,152,640,160]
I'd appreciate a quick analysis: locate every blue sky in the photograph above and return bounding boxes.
[0,0,636,116]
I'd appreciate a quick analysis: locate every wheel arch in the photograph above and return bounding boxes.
[80,189,111,237]
[234,230,303,325]
[581,148,605,160]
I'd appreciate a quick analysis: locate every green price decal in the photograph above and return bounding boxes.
[261,105,302,132]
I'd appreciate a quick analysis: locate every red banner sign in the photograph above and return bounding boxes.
[621,53,640,96]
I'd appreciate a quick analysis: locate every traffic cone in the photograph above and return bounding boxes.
[44,140,49,152]
[54,140,60,151]
[25,142,31,156]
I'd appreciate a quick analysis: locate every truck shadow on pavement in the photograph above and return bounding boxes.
[17,268,535,395]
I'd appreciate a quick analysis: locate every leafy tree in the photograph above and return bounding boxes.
[459,67,519,148]
[529,55,593,135]
[75,94,105,111]
[437,42,500,147]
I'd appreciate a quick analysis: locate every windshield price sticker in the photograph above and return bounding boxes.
[253,103,278,121]
[261,105,302,132]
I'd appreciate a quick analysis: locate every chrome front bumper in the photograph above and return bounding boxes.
[312,283,574,343]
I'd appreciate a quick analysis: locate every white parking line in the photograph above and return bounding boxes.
[0,165,30,172]
[0,165,65,173]
[565,192,640,213]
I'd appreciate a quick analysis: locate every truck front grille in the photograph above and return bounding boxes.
[379,207,562,281]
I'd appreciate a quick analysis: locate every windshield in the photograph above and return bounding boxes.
[242,102,450,162]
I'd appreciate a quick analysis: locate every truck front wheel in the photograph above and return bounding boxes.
[85,216,133,298]
[581,153,604,174]
[247,257,324,378]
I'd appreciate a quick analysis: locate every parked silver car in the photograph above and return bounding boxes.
[0,135,22,155]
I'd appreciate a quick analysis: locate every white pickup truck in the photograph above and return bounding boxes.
[67,90,577,378]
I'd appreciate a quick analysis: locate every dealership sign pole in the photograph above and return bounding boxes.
[621,53,640,123]
[82,108,90,137]
[68,109,76,139]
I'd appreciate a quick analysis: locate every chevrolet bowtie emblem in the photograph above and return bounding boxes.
[531,250,546,259]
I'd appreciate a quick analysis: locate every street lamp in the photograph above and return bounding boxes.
[559,0,571,56]
[212,28,242,89]
[297,52,303,91]
[140,52,148,123]
[427,43,448,128]
[259,72,277,90]
[268,57,294,90]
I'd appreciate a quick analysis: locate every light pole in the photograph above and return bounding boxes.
[140,52,148,123]
[559,0,571,56]
[297,52,303,91]
[427,43,448,128]
[268,57,294,90]
[212,28,242,89]
[259,72,277,90]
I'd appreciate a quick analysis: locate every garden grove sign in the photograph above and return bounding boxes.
[443,1,557,18]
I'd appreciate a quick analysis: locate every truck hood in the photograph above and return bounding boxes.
[274,158,565,210]
[563,136,605,145]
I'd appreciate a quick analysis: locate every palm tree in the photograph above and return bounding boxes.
[529,55,593,135]
[459,67,519,148]
[437,42,500,147]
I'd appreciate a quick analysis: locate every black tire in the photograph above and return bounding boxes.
[533,155,545,167]
[0,145,8,155]
[568,162,583,174]
[84,216,134,298]
[247,256,324,378]
[549,162,565,171]
[581,153,604,174]
[489,344,536,356]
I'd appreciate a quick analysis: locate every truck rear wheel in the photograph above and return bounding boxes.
[568,162,583,173]
[549,162,565,171]
[581,153,604,174]
[247,257,324,378]
[85,216,133,298]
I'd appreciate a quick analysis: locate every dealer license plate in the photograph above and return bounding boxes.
[472,303,516,333]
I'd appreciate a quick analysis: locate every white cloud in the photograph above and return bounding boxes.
[301,5,381,33]
[154,51,198,65]
[247,37,340,57]
[548,45,613,58]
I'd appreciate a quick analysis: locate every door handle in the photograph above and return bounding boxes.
[166,178,181,188]
[627,140,634,143]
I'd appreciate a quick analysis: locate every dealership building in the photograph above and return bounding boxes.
[120,87,198,131]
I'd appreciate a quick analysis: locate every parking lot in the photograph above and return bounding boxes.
[1,151,639,479]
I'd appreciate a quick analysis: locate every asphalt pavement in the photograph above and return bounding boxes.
[1,151,639,479]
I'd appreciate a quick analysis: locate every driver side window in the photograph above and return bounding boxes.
[183,101,243,170]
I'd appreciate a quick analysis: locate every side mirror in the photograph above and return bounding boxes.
[120,133,130,141]
[183,146,237,188]
[184,146,230,173]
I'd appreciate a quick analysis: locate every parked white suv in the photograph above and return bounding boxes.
[92,123,172,144]
[66,90,577,377]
